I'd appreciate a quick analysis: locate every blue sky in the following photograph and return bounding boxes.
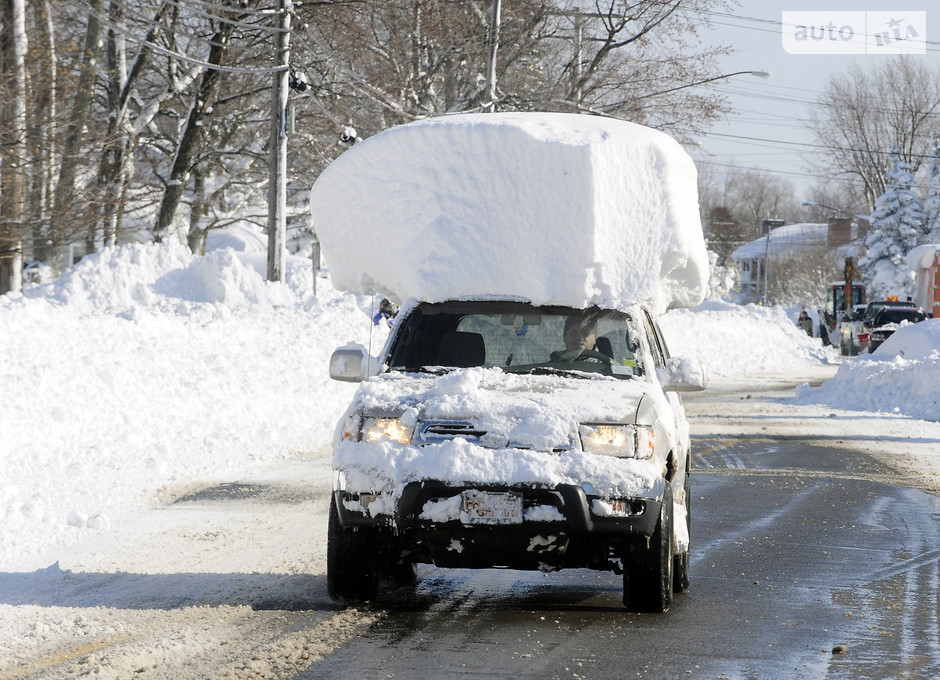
[692,1,939,199]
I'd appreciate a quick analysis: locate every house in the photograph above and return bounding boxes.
[731,218,860,303]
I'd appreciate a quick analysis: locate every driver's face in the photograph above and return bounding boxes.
[564,324,596,350]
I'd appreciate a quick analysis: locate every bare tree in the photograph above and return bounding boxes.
[769,243,839,308]
[295,0,734,142]
[542,0,733,139]
[153,9,239,242]
[26,0,57,265]
[725,167,796,235]
[808,56,940,212]
[50,0,104,261]
[2,0,741,278]
[0,0,28,293]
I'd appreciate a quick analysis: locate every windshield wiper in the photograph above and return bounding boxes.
[389,366,448,375]
[503,365,592,378]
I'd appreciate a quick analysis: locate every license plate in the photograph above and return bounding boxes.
[460,490,523,525]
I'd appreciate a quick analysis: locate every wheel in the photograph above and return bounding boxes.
[624,485,674,613]
[673,472,691,593]
[327,495,381,603]
[387,559,418,588]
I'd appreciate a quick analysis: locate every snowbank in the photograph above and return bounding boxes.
[0,240,387,568]
[659,300,838,376]
[310,112,708,314]
[796,319,940,421]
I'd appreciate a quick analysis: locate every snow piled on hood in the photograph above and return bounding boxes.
[310,112,708,314]
[335,367,673,502]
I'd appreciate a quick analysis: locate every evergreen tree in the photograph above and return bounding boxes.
[858,149,921,299]
[923,133,940,244]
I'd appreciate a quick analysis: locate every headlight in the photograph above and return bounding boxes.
[579,424,655,459]
[362,417,413,444]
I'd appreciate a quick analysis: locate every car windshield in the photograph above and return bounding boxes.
[874,309,926,325]
[386,301,648,379]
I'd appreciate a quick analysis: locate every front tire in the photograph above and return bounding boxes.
[327,496,381,603]
[624,485,674,613]
[673,473,691,593]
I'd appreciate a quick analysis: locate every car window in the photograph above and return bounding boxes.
[640,310,667,368]
[874,309,926,325]
[386,302,647,378]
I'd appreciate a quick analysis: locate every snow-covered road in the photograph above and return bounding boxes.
[3,241,940,678]
[4,372,940,679]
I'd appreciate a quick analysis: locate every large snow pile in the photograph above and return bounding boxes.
[659,300,838,376]
[0,240,387,568]
[310,112,708,314]
[796,319,940,421]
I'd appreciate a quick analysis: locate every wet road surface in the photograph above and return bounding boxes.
[302,436,940,679]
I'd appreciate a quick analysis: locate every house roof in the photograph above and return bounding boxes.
[731,222,860,261]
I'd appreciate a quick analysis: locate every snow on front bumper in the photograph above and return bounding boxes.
[333,436,663,510]
[334,480,664,543]
[332,435,666,539]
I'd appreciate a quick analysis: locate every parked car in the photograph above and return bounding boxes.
[837,303,868,355]
[867,307,927,352]
[327,300,705,613]
[840,298,911,355]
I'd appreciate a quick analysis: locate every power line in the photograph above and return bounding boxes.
[694,157,866,186]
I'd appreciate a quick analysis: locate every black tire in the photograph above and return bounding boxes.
[387,559,418,588]
[327,496,381,603]
[624,485,674,613]
[673,472,691,594]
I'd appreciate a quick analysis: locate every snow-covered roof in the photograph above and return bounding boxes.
[309,112,708,314]
[731,222,859,261]
[906,243,940,271]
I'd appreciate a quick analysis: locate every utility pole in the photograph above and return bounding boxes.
[484,0,500,112]
[267,0,291,282]
[571,13,582,107]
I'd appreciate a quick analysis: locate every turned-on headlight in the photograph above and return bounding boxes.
[579,424,655,459]
[361,417,413,444]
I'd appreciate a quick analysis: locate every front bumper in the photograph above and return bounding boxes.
[333,480,662,571]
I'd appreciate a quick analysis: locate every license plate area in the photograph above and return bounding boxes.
[460,490,523,525]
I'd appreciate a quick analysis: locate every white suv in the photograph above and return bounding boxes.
[327,299,704,612]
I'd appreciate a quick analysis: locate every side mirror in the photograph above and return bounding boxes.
[657,356,707,392]
[329,347,369,382]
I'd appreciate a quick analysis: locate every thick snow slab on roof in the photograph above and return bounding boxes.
[907,244,940,270]
[310,112,707,313]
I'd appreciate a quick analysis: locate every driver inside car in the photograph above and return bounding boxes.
[550,316,602,362]
[563,316,597,351]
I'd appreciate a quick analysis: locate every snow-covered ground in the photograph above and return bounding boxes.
[4,237,940,677]
[3,237,939,572]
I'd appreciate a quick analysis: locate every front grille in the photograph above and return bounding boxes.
[414,420,486,445]
[414,420,574,452]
